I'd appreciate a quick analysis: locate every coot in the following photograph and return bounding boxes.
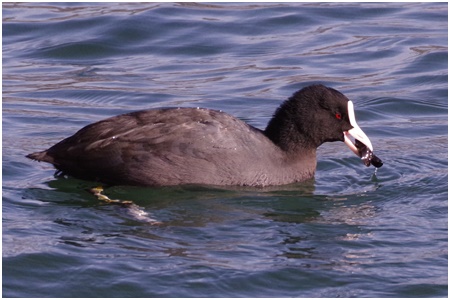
[27,84,382,186]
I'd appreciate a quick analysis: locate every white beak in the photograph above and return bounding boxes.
[344,101,373,157]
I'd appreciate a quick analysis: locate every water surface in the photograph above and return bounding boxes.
[3,2,448,297]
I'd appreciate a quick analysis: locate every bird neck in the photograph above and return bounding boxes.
[264,109,315,154]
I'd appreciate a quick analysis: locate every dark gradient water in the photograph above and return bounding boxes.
[3,2,447,297]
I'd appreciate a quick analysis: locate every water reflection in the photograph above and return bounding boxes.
[22,175,382,275]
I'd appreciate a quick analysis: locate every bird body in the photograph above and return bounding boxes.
[27,85,382,186]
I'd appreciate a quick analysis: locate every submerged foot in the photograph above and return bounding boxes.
[89,186,161,225]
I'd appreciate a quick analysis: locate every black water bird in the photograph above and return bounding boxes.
[27,84,382,186]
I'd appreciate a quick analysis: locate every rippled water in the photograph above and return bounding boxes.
[3,2,448,297]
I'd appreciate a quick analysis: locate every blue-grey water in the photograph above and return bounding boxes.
[2,2,448,297]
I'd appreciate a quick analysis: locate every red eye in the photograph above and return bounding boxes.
[335,113,342,120]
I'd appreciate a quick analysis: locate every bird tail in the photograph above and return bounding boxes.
[26,151,49,162]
